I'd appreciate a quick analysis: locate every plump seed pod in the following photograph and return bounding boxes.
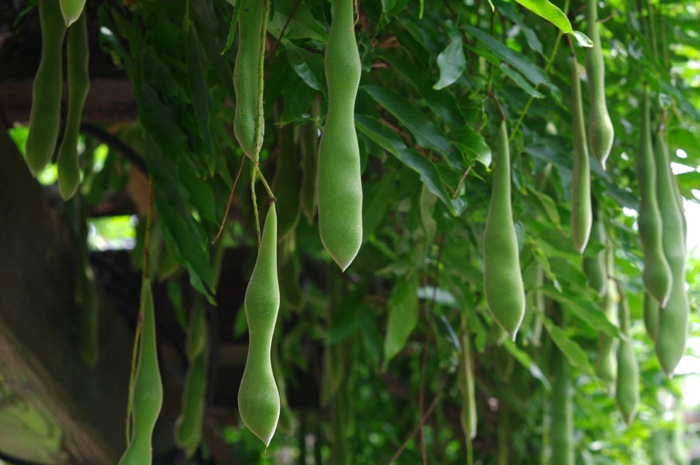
[570,56,592,254]
[174,350,207,456]
[583,204,607,296]
[653,125,689,377]
[595,273,617,394]
[551,345,574,465]
[317,0,363,271]
[25,0,67,176]
[118,279,163,465]
[299,121,319,221]
[483,119,526,338]
[59,0,86,26]
[643,292,659,343]
[615,289,639,425]
[271,124,301,241]
[458,329,477,440]
[585,0,614,168]
[238,204,281,446]
[637,90,672,308]
[233,0,269,162]
[649,429,669,465]
[57,10,90,200]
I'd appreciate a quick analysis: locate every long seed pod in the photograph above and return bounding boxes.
[483,119,526,338]
[551,344,574,465]
[571,56,593,254]
[583,202,607,297]
[317,0,363,271]
[25,0,66,176]
[458,326,477,440]
[637,89,672,307]
[595,253,617,394]
[174,304,208,456]
[238,204,281,446]
[653,123,689,377]
[57,10,90,200]
[233,0,269,162]
[643,292,659,343]
[585,0,614,168]
[300,119,319,221]
[271,123,302,240]
[615,287,639,425]
[118,279,163,465]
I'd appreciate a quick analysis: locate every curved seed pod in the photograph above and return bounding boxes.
[299,121,319,221]
[654,126,689,377]
[317,0,363,271]
[25,0,66,176]
[670,415,688,465]
[174,349,207,456]
[585,0,614,168]
[57,10,90,200]
[238,204,281,446]
[118,279,163,465]
[595,272,617,394]
[637,90,672,307]
[59,0,86,27]
[570,56,592,254]
[272,124,301,240]
[458,329,477,440]
[615,289,639,425]
[483,119,526,338]
[583,204,607,296]
[233,0,269,162]
[551,345,573,465]
[643,292,659,343]
[650,429,669,465]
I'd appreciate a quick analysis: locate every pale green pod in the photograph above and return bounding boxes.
[238,205,281,446]
[57,10,90,200]
[25,0,66,176]
[615,292,639,425]
[570,56,592,254]
[585,0,614,168]
[637,90,672,307]
[118,279,164,465]
[654,127,689,377]
[551,345,574,465]
[317,0,363,271]
[233,0,269,161]
[483,120,526,338]
[595,276,617,394]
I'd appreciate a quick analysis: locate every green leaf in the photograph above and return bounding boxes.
[362,85,461,169]
[542,317,595,375]
[452,125,492,167]
[464,25,549,87]
[500,63,545,98]
[284,39,325,93]
[220,0,243,54]
[380,52,465,126]
[572,30,594,48]
[541,286,620,338]
[434,27,466,90]
[527,186,560,225]
[513,0,573,34]
[502,338,551,390]
[268,0,327,43]
[356,114,466,215]
[383,275,420,368]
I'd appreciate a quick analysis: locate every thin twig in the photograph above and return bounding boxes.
[386,381,445,465]
[212,154,247,244]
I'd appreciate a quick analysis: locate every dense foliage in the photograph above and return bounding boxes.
[13,0,700,463]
